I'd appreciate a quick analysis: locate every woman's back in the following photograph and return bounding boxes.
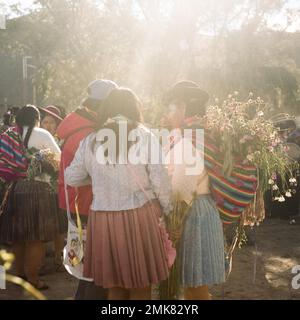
[22,126,61,156]
[66,127,172,214]
[65,88,173,296]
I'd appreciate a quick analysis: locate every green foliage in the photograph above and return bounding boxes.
[0,0,299,115]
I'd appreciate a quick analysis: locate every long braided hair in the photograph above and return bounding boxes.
[15,105,40,148]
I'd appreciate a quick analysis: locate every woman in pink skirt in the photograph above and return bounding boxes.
[65,88,173,300]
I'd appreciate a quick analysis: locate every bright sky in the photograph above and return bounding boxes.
[1,0,37,16]
[3,0,34,10]
[268,0,300,32]
[1,0,300,32]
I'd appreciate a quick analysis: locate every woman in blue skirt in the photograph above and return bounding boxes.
[163,81,225,300]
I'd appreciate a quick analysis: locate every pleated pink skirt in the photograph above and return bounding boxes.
[83,200,170,289]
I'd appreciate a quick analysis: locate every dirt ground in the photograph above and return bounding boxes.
[211,218,300,300]
[1,218,300,300]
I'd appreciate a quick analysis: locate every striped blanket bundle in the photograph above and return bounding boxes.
[0,126,28,182]
[203,135,258,225]
[168,125,258,225]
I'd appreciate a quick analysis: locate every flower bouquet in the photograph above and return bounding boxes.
[159,194,194,300]
[204,94,299,225]
[26,148,60,192]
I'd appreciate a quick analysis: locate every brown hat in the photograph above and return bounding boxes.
[39,106,63,123]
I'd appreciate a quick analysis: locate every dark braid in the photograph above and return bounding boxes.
[15,105,40,149]
[23,125,35,149]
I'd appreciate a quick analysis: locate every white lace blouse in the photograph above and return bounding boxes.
[65,127,172,214]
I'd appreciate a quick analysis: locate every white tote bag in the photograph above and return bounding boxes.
[62,168,93,282]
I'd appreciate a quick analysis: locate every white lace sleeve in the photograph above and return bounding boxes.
[65,139,91,187]
[146,132,172,215]
[147,163,173,215]
[168,137,203,204]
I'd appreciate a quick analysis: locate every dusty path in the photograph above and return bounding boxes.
[1,218,300,300]
[212,219,300,300]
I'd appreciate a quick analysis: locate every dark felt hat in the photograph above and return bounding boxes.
[165,81,209,106]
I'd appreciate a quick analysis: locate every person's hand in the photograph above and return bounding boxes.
[168,226,182,243]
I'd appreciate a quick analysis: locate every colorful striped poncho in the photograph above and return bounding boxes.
[203,135,258,224]
[183,118,258,225]
[0,126,28,182]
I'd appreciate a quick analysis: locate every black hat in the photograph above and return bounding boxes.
[270,114,297,132]
[165,81,209,105]
[165,81,209,117]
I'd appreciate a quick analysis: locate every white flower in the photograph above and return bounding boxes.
[289,178,297,183]
[268,179,275,185]
[257,111,264,117]
[272,185,279,191]
[278,196,285,202]
[285,191,292,197]
[247,154,254,162]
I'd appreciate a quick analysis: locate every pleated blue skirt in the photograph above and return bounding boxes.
[180,194,226,287]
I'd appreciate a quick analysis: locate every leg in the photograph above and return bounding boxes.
[54,234,65,270]
[184,286,212,300]
[75,281,108,300]
[108,287,130,300]
[24,240,46,287]
[130,286,151,300]
[74,280,87,300]
[12,242,26,277]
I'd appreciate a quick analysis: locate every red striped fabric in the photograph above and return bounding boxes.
[0,126,28,182]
